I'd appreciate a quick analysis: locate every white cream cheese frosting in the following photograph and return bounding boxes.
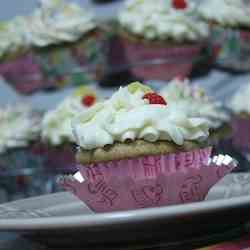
[118,0,209,41]
[0,17,28,58]
[160,78,230,129]
[0,0,96,57]
[72,82,210,150]
[199,0,250,28]
[42,87,98,146]
[228,82,250,114]
[27,0,96,47]
[0,105,41,154]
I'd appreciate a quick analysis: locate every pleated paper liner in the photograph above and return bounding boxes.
[59,147,237,213]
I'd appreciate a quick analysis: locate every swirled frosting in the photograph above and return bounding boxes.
[0,0,96,57]
[160,79,230,129]
[0,17,28,58]
[27,0,96,47]
[118,0,209,41]
[42,87,98,146]
[72,82,210,150]
[228,83,250,114]
[0,105,41,154]
[199,0,250,28]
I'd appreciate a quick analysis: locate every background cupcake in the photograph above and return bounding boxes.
[41,86,99,174]
[228,82,250,152]
[199,0,250,71]
[160,78,231,146]
[59,82,235,213]
[0,104,46,202]
[109,0,209,81]
[0,0,106,94]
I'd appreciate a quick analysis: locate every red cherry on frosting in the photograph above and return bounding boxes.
[143,93,167,105]
[172,0,187,10]
[82,95,96,107]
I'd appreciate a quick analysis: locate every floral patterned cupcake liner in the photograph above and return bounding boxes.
[0,29,107,95]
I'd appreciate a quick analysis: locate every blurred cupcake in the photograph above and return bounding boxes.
[0,104,46,201]
[228,83,250,152]
[41,86,99,174]
[59,82,236,212]
[109,0,209,81]
[199,0,250,71]
[160,78,231,146]
[0,0,106,94]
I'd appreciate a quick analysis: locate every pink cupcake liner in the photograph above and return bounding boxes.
[0,52,47,94]
[232,117,250,152]
[108,36,128,69]
[108,36,205,81]
[122,39,204,81]
[59,147,237,213]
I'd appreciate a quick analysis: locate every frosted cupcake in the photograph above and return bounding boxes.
[0,104,46,201]
[160,78,231,144]
[228,83,250,152]
[109,0,209,81]
[0,0,106,94]
[59,82,236,212]
[41,86,99,173]
[199,0,250,71]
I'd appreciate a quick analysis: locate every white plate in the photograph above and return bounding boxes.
[0,174,250,246]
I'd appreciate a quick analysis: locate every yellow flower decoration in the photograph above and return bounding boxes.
[127,82,152,94]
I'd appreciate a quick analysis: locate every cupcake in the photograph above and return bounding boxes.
[0,0,106,94]
[199,0,250,71]
[0,104,46,201]
[109,0,209,81]
[60,82,236,212]
[160,78,231,147]
[41,86,99,174]
[228,82,250,152]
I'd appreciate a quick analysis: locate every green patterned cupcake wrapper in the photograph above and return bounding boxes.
[211,25,250,71]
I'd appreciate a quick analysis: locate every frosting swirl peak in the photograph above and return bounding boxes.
[160,78,230,129]
[199,0,250,28]
[0,0,96,57]
[0,105,41,154]
[42,86,98,145]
